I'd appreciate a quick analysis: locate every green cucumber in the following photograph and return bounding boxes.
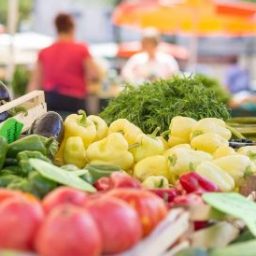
[29,159,96,193]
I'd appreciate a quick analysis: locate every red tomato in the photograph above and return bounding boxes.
[35,205,102,256]
[87,195,142,254]
[0,189,24,204]
[107,188,168,236]
[42,187,88,214]
[0,196,44,250]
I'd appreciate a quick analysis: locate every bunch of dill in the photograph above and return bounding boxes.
[100,76,230,134]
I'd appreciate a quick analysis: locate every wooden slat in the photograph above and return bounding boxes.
[15,102,47,132]
[0,90,47,132]
[0,90,45,113]
[119,209,190,256]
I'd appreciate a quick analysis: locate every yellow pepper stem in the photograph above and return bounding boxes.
[161,129,171,139]
[78,110,88,127]
[150,127,161,137]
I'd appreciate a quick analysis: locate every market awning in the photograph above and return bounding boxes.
[112,0,256,35]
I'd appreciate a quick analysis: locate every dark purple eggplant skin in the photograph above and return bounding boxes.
[29,111,64,142]
[0,81,11,102]
[0,81,12,122]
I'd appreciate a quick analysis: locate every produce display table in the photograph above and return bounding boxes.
[1,81,256,256]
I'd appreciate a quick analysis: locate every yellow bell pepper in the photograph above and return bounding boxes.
[168,116,197,147]
[238,146,256,164]
[142,176,169,189]
[133,155,170,181]
[196,161,235,192]
[191,132,229,154]
[108,119,143,145]
[87,115,108,141]
[64,110,97,148]
[166,147,212,178]
[213,146,236,159]
[164,144,192,157]
[55,111,97,165]
[191,118,231,140]
[86,132,134,171]
[213,155,255,182]
[130,128,165,162]
[63,136,87,168]
[168,136,188,148]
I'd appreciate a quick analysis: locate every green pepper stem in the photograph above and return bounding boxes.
[78,110,87,126]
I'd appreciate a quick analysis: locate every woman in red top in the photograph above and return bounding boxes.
[28,13,100,112]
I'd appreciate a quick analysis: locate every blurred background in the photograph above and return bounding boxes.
[2,0,256,115]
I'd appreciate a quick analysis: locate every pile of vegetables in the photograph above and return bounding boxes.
[3,76,256,255]
[100,76,230,134]
[0,187,167,256]
[52,112,256,196]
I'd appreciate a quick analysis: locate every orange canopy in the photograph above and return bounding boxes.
[113,0,256,35]
[117,41,189,59]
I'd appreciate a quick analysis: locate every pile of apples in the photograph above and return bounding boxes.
[0,186,167,256]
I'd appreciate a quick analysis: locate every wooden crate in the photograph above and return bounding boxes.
[0,90,47,132]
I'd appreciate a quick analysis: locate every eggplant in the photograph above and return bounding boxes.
[29,111,64,142]
[0,109,11,123]
[0,81,11,102]
[0,81,12,122]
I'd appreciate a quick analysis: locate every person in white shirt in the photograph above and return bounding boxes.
[122,28,179,85]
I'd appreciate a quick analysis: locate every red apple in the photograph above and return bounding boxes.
[108,188,168,236]
[36,205,102,256]
[42,187,88,214]
[87,196,142,254]
[0,196,44,250]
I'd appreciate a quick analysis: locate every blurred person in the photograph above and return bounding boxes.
[225,56,254,108]
[28,13,100,113]
[225,56,250,95]
[121,28,179,85]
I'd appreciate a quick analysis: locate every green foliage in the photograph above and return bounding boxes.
[100,76,231,134]
[0,0,33,26]
[194,74,231,104]
[12,65,29,97]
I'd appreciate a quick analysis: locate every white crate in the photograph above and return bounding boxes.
[0,90,47,132]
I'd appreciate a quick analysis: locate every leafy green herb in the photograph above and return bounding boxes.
[194,74,231,104]
[100,76,230,134]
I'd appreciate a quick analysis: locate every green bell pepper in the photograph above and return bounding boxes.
[27,171,57,198]
[17,150,51,175]
[0,174,21,187]
[7,135,58,159]
[0,136,8,170]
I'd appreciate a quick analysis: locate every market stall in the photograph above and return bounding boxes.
[0,75,255,255]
